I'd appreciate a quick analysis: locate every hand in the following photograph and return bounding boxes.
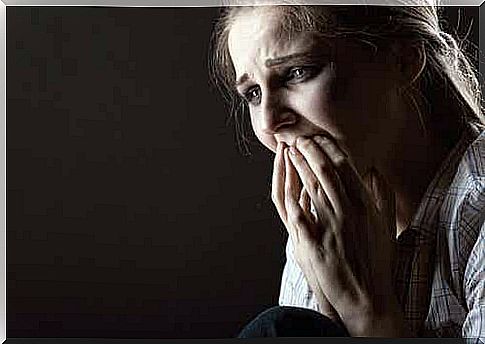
[272,136,405,337]
[272,141,340,323]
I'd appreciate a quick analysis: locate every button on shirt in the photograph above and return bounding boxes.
[278,123,485,340]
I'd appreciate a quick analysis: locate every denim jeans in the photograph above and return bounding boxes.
[237,306,350,338]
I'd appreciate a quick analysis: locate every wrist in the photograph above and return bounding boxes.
[347,310,405,337]
[338,295,410,337]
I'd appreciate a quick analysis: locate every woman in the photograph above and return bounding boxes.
[209,1,484,338]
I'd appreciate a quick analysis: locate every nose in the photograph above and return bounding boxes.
[260,91,296,135]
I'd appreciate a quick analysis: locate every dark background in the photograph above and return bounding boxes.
[6,6,481,339]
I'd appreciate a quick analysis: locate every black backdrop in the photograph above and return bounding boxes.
[7,6,481,339]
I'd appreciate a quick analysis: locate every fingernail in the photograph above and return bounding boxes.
[296,136,307,146]
[289,146,297,156]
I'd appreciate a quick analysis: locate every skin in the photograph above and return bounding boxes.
[227,6,454,337]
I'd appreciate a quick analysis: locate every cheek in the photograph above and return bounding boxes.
[302,69,342,138]
[319,65,377,167]
[250,113,276,152]
[330,73,390,174]
[331,64,380,132]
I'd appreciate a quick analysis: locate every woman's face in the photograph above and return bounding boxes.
[228,7,406,174]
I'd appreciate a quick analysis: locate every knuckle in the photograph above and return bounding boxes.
[301,138,313,150]
[295,212,307,225]
[297,136,311,149]
[333,153,347,166]
[315,136,330,149]
[271,191,283,207]
[315,137,348,165]
[316,163,328,177]
[288,209,305,224]
[315,187,326,201]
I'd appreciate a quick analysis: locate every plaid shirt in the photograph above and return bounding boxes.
[279,122,485,340]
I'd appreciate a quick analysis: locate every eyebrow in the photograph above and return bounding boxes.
[265,52,314,67]
[234,52,318,88]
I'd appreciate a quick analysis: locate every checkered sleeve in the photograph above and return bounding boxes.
[462,220,485,343]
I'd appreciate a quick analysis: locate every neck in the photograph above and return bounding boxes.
[382,130,457,238]
[375,85,464,238]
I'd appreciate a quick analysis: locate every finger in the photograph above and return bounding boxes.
[283,148,298,244]
[311,135,368,208]
[310,136,371,254]
[287,145,334,227]
[299,187,318,224]
[299,187,311,214]
[284,148,302,203]
[294,137,346,216]
[272,142,288,226]
[313,135,347,166]
[284,149,314,243]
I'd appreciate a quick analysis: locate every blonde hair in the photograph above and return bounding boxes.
[209,1,485,155]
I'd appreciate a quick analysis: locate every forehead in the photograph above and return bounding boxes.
[228,8,323,79]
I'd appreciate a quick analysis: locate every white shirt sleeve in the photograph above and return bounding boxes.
[278,236,320,312]
[279,200,321,311]
[278,236,296,306]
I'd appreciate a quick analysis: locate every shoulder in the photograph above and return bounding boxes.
[445,126,484,210]
[441,127,484,257]
[456,128,485,183]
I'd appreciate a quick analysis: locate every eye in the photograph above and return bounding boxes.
[286,66,319,84]
[290,68,306,79]
[243,86,261,105]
